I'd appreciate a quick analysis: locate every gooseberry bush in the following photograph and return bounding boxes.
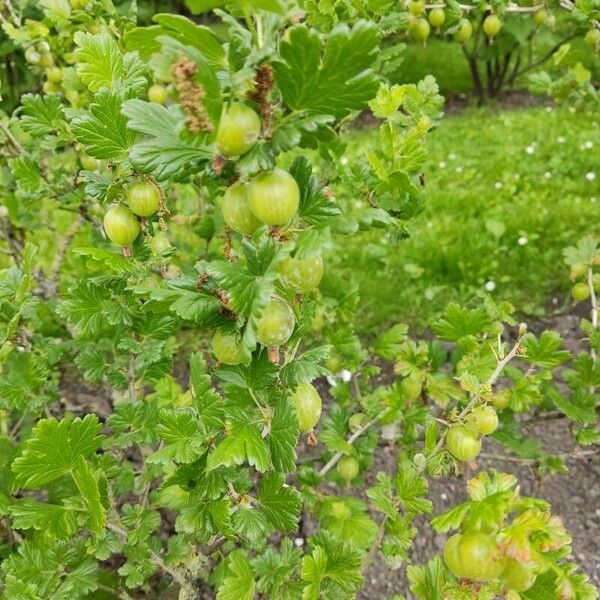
[302,0,600,102]
[0,1,598,599]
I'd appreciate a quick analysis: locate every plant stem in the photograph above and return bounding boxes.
[425,2,545,12]
[318,410,389,477]
[128,354,136,401]
[587,267,598,362]
[479,449,597,465]
[487,331,525,386]
[361,516,388,576]
[435,328,525,452]
[106,521,191,589]
[0,122,23,154]
[241,0,258,45]
[97,583,134,600]
[42,215,83,298]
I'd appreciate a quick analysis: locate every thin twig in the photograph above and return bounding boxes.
[425,2,544,13]
[519,411,565,426]
[488,331,525,386]
[3,0,21,27]
[512,33,578,79]
[318,410,390,477]
[42,215,83,298]
[97,583,134,600]
[106,521,191,589]
[361,516,388,576]
[479,449,598,465]
[128,354,136,401]
[435,328,526,452]
[587,267,598,362]
[0,122,23,155]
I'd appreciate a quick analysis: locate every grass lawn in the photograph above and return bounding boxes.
[337,105,600,333]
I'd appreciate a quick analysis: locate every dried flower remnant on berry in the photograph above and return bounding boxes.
[171,56,213,134]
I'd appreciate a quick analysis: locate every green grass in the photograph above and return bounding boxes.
[336,106,600,333]
[392,39,473,95]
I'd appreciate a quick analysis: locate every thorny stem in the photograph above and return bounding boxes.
[425,2,545,12]
[435,327,526,452]
[0,122,23,154]
[128,354,136,401]
[97,583,134,600]
[479,449,598,465]
[255,13,264,49]
[241,1,258,45]
[248,388,266,411]
[318,410,390,477]
[3,0,21,27]
[43,215,84,298]
[362,516,388,576]
[106,521,191,589]
[587,267,598,362]
[488,329,526,386]
[519,411,565,426]
[352,373,362,400]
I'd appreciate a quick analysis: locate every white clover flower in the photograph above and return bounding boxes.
[340,369,352,383]
[556,136,566,144]
[518,236,528,246]
[544,171,552,179]
[494,181,503,189]
[455,166,463,174]
[448,152,457,160]
[485,280,496,292]
[585,172,596,181]
[545,106,553,113]
[525,145,535,155]
[294,538,304,547]
[438,161,447,168]
[583,140,593,149]
[340,156,349,166]
[591,197,597,204]
[427,221,433,229]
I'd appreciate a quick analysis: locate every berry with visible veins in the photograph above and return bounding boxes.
[248,168,300,225]
[216,103,261,157]
[103,205,140,247]
[148,84,168,105]
[446,425,481,462]
[455,19,473,43]
[127,181,161,217]
[256,298,295,347]
[429,8,446,28]
[291,382,322,432]
[467,405,498,435]
[483,15,502,39]
[278,255,323,293]
[221,182,261,235]
[212,331,245,365]
[337,456,359,482]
